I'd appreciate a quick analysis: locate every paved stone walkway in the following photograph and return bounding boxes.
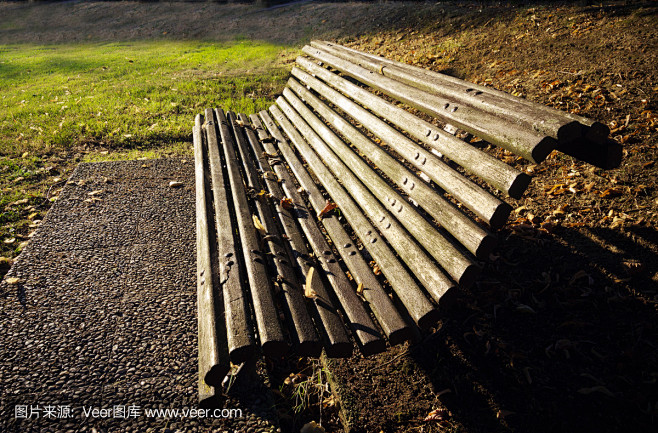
[0,159,278,433]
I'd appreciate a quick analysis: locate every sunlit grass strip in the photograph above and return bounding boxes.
[0,40,294,155]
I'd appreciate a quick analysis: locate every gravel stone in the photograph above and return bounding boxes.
[0,159,278,432]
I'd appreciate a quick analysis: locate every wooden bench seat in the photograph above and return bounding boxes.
[193,41,619,403]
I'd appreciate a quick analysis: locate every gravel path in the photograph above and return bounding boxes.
[0,159,279,433]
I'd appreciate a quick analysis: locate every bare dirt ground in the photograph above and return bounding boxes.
[1,1,657,432]
[326,3,658,432]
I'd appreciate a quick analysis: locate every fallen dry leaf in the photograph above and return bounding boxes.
[304,267,319,299]
[321,394,336,408]
[300,421,326,433]
[252,215,267,236]
[10,198,29,206]
[569,270,589,285]
[622,260,644,275]
[356,282,364,295]
[424,408,450,422]
[540,221,559,233]
[599,187,622,199]
[169,181,183,188]
[610,216,625,229]
[317,200,338,220]
[280,197,294,210]
[497,409,516,419]
[436,388,452,397]
[262,171,278,181]
[260,235,278,246]
[5,277,21,285]
[516,304,536,314]
[545,184,567,195]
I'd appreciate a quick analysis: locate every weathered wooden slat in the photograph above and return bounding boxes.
[302,45,556,163]
[312,40,610,144]
[311,40,584,143]
[287,78,496,260]
[282,87,481,288]
[256,111,413,345]
[194,114,229,402]
[294,56,530,199]
[206,110,288,359]
[221,110,322,357]
[204,108,256,364]
[246,113,389,354]
[233,112,353,358]
[275,96,465,300]
[267,106,441,329]
[291,66,511,229]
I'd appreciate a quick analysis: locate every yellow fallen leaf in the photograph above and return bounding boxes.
[356,282,364,295]
[321,394,336,408]
[11,198,29,206]
[497,409,516,419]
[622,260,644,275]
[545,184,567,195]
[252,215,267,236]
[600,187,622,199]
[304,267,319,299]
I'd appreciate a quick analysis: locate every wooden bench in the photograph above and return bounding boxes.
[193,41,619,403]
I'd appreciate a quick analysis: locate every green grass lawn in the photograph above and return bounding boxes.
[0,39,293,260]
[0,40,294,156]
